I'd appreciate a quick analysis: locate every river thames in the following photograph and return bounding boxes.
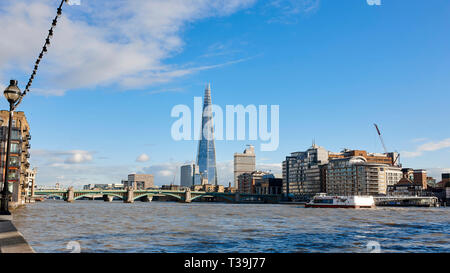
[11,200,450,253]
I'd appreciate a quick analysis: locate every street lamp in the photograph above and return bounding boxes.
[0,80,21,216]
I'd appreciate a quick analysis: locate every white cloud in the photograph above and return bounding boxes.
[0,0,257,95]
[136,153,150,162]
[141,162,184,185]
[65,150,93,164]
[31,149,94,165]
[0,0,320,95]
[402,138,450,158]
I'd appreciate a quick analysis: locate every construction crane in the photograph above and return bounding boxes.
[374,123,388,154]
[374,123,401,166]
[171,173,176,186]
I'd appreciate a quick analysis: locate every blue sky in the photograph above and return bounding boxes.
[0,0,449,187]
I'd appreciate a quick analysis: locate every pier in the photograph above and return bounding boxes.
[374,196,439,207]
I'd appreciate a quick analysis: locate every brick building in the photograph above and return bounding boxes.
[0,111,33,209]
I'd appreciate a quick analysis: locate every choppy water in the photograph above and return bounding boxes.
[11,200,450,253]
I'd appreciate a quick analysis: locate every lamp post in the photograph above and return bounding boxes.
[0,80,21,216]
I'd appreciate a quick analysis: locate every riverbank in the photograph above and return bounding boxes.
[0,220,34,253]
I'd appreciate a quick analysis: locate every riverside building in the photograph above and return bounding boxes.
[0,111,32,208]
[326,156,403,196]
[238,171,273,194]
[282,144,329,197]
[233,145,256,188]
[0,110,31,208]
[282,145,403,198]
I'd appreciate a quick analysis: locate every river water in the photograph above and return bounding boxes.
[11,200,450,253]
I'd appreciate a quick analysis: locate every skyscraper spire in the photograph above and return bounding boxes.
[196,83,218,185]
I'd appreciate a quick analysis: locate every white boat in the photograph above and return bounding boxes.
[305,194,375,208]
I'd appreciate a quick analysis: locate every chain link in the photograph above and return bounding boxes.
[14,0,67,110]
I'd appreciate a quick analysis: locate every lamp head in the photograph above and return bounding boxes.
[4,79,21,104]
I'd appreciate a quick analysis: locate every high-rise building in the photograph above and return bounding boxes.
[234,145,256,188]
[180,163,200,187]
[282,144,329,196]
[196,83,218,185]
[0,111,32,208]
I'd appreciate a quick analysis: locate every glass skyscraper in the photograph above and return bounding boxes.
[196,83,218,185]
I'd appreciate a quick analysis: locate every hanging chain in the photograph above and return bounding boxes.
[13,0,67,110]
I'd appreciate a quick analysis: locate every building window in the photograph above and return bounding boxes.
[8,156,20,167]
[11,129,20,140]
[7,169,19,180]
[10,143,20,153]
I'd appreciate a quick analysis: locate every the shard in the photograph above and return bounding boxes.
[196,83,218,185]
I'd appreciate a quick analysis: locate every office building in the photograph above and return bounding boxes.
[238,171,273,194]
[282,144,329,196]
[385,166,404,187]
[124,174,154,190]
[234,145,256,188]
[255,177,282,195]
[0,111,32,208]
[326,156,402,196]
[196,83,218,185]
[180,163,200,187]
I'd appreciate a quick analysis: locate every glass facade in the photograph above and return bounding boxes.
[196,84,218,185]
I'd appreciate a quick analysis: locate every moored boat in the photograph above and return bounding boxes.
[305,194,375,208]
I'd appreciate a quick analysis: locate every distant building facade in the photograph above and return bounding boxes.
[180,163,201,187]
[234,145,256,188]
[255,177,282,195]
[0,111,33,208]
[387,178,423,196]
[413,169,427,190]
[83,183,124,190]
[238,171,273,194]
[25,168,37,199]
[124,174,154,190]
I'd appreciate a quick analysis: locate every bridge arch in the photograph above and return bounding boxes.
[43,194,65,200]
[133,193,154,201]
[74,193,124,201]
[190,193,235,203]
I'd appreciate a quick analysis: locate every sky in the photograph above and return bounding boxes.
[0,0,449,188]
